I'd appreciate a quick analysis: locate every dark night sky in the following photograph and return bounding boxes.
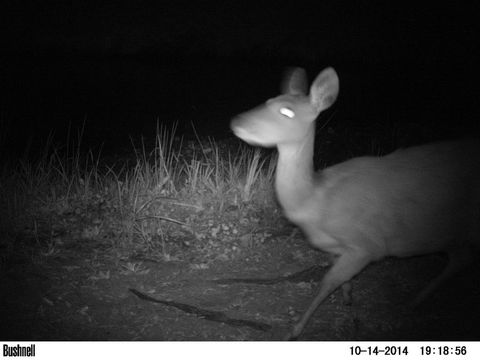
[2,2,478,62]
[1,1,479,155]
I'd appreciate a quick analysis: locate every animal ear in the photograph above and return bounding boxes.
[282,67,308,95]
[310,67,339,114]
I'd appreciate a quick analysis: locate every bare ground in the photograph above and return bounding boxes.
[2,223,480,341]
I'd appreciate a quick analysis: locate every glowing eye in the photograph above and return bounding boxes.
[279,107,295,118]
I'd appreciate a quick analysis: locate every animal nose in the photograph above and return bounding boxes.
[230,116,245,135]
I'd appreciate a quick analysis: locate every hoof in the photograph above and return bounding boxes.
[282,331,298,341]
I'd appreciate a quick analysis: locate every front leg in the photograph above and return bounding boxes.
[284,250,372,340]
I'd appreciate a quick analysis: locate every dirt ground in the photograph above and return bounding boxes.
[2,224,480,341]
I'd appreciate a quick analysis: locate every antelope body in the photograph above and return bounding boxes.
[230,67,480,339]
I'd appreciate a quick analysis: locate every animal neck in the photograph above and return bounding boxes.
[275,123,316,213]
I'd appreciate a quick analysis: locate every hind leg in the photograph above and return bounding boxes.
[411,245,475,307]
